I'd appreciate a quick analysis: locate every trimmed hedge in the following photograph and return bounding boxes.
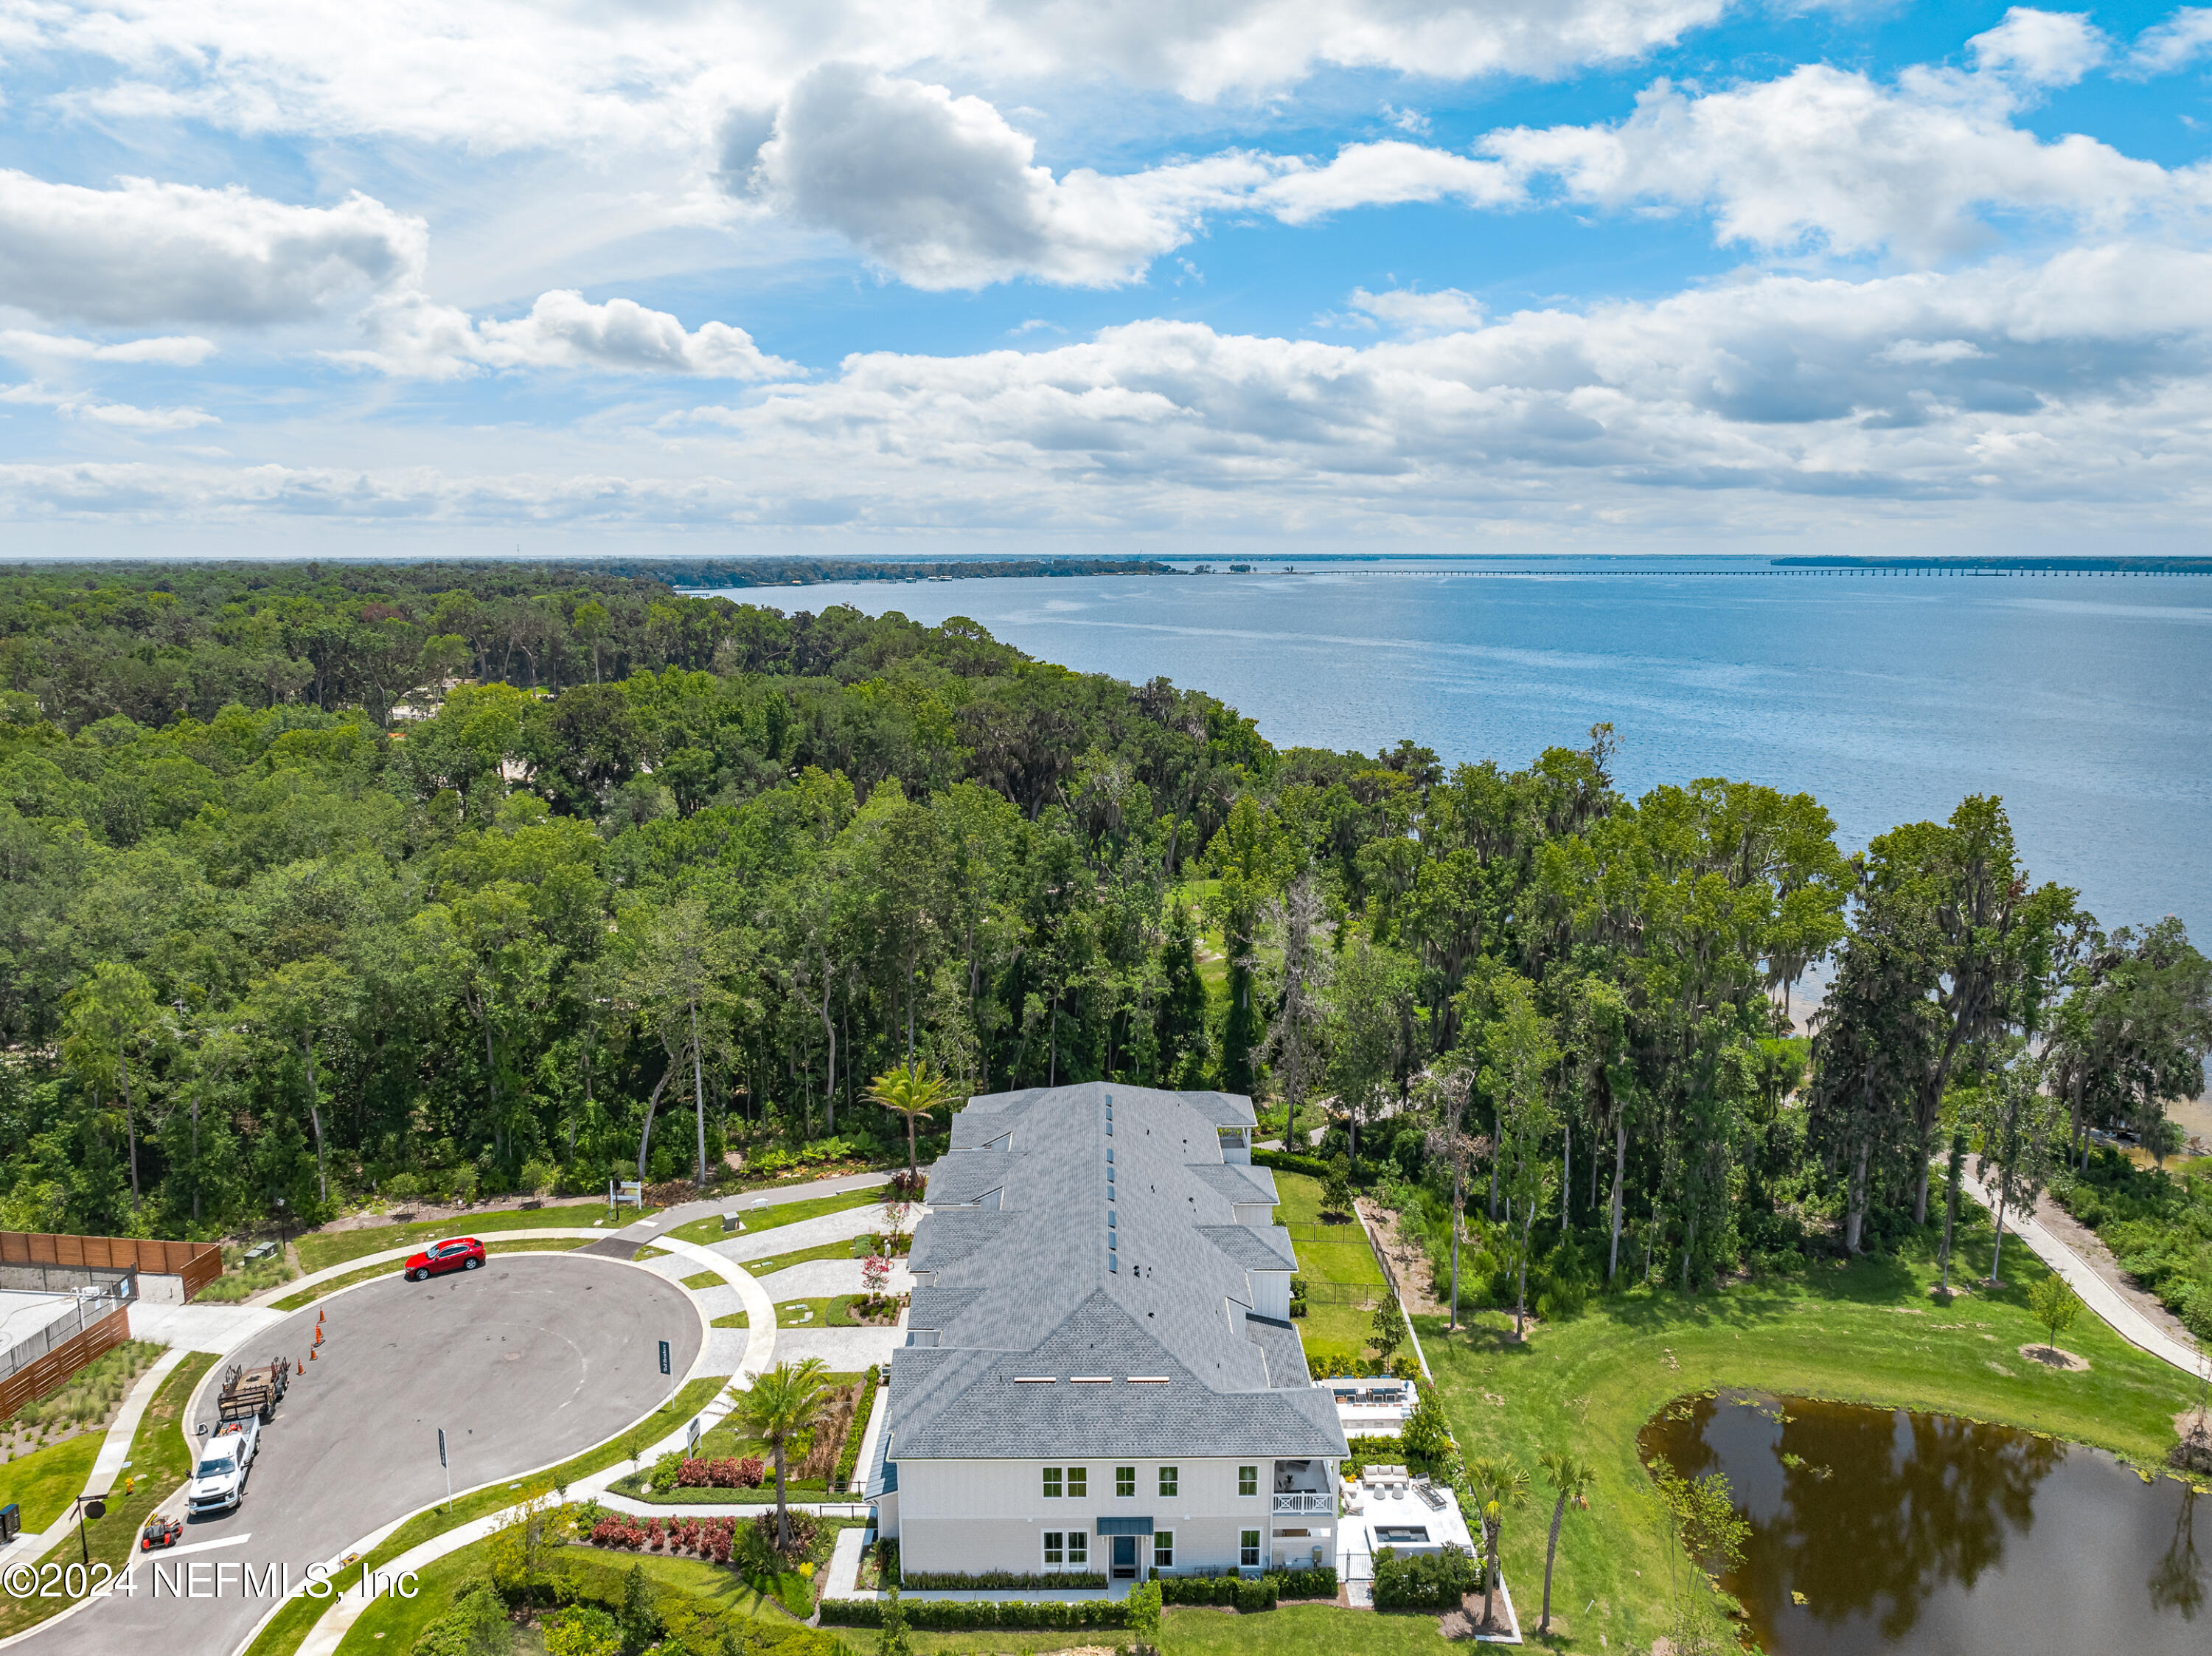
[1270,1565,1340,1601]
[1372,1543,1482,1611]
[1160,1576,1276,1612]
[901,1570,1107,1590]
[832,1364,880,1492]
[821,1596,1130,1631]
[1254,1148,1332,1179]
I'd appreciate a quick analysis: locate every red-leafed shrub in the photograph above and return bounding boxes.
[675,1455,765,1489]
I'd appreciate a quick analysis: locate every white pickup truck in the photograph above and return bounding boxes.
[186,1415,260,1516]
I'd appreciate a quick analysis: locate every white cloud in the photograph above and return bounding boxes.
[9,1,1733,156]
[1477,29,2208,263]
[740,69,1520,287]
[1966,7,2108,86]
[2130,7,2212,74]
[20,242,2212,537]
[1349,287,1486,333]
[1,381,218,429]
[338,289,799,381]
[0,330,217,365]
[0,169,424,327]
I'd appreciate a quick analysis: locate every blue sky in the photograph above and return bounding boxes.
[4,2,2212,557]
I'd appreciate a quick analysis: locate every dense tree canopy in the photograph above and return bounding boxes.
[2,562,2205,1293]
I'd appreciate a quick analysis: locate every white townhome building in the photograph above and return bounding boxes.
[869,1082,1348,1584]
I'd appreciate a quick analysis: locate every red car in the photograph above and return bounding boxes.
[404,1237,485,1281]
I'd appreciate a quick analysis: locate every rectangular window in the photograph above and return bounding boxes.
[1116,1467,1135,1498]
[1108,1211,1116,1228]
[1154,1530,1175,1570]
[1067,1466,1088,1499]
[1068,1531,1088,1568]
[1043,1467,1062,1499]
[1239,1465,1258,1497]
[1158,1465,1178,1497]
[1043,1531,1065,1567]
[1240,1530,1262,1568]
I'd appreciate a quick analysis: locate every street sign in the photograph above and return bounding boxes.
[658,1340,671,1377]
[616,1180,644,1209]
[437,1428,447,1469]
[437,1427,451,1511]
[686,1417,700,1458]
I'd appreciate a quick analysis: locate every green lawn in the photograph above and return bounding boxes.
[745,1235,892,1281]
[1422,1202,2204,1655]
[272,1237,588,1309]
[681,1269,727,1290]
[295,1203,647,1274]
[0,1432,100,1532]
[657,1189,883,1250]
[1273,1170,1387,1358]
[336,1534,805,1654]
[0,1352,218,1641]
[241,1374,729,1656]
[771,1295,894,1330]
[714,1309,749,1329]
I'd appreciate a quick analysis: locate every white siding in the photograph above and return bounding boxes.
[894,1455,1312,1578]
[1248,1268,1292,1323]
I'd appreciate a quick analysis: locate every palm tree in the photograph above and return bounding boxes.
[729,1358,832,1551]
[1469,1454,1528,1631]
[1537,1450,1595,1634]
[867,1060,951,1177]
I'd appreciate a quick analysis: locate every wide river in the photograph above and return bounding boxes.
[700,559,2212,939]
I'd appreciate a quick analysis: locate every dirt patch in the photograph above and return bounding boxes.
[1927,1281,1975,1303]
[1363,1197,1447,1318]
[1439,1591,1517,1641]
[2018,1343,2091,1371]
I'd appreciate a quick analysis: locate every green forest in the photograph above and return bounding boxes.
[3,560,2208,1330]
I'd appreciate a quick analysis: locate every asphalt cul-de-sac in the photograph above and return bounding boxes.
[18,1252,698,1656]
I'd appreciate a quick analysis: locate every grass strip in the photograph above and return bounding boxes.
[238,1374,729,1656]
[1425,1204,2202,1655]
[681,1270,727,1290]
[0,1351,218,1640]
[661,1189,880,1250]
[739,1236,877,1281]
[712,1312,749,1329]
[0,1433,102,1534]
[271,1238,588,1309]
[295,1205,655,1274]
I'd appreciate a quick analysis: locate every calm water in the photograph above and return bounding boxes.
[703,560,2212,938]
[1641,1391,2208,1655]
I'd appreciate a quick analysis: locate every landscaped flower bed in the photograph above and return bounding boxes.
[588,1513,740,1562]
[675,1455,765,1489]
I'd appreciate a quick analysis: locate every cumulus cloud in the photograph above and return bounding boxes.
[338,289,799,380]
[1477,20,2209,262]
[0,381,218,430]
[13,1,1731,156]
[0,330,217,365]
[0,169,424,327]
[2130,7,2212,74]
[738,69,1521,287]
[1348,288,1486,333]
[22,241,2212,536]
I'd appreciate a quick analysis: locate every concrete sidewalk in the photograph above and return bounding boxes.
[1961,1172,2206,1380]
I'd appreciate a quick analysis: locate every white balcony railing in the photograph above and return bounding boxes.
[1273,1492,1333,1515]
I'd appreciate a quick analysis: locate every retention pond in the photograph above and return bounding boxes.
[1640,1391,2208,1655]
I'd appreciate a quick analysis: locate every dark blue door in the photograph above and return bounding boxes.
[1112,1534,1138,1579]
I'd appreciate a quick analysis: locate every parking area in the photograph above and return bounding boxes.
[15,1252,699,1656]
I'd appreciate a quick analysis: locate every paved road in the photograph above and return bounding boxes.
[12,1253,699,1656]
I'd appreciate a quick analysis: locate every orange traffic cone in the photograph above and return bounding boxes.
[317,1309,324,1324]
[296,1360,303,1376]
[313,1326,321,1347]
[308,1347,316,1361]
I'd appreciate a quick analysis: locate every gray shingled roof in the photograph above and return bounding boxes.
[1243,1313,1312,1389]
[1186,1163,1280,1208]
[1196,1225,1298,1271]
[923,1150,1020,1207]
[891,1082,1347,1465]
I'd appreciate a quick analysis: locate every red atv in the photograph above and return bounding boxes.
[140,1517,183,1552]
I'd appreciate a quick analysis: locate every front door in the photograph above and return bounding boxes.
[1112,1535,1138,1579]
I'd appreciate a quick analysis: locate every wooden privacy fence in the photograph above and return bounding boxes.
[0,1298,131,1420]
[0,1231,223,1301]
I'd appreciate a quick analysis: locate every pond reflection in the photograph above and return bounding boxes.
[1641,1393,2208,1655]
